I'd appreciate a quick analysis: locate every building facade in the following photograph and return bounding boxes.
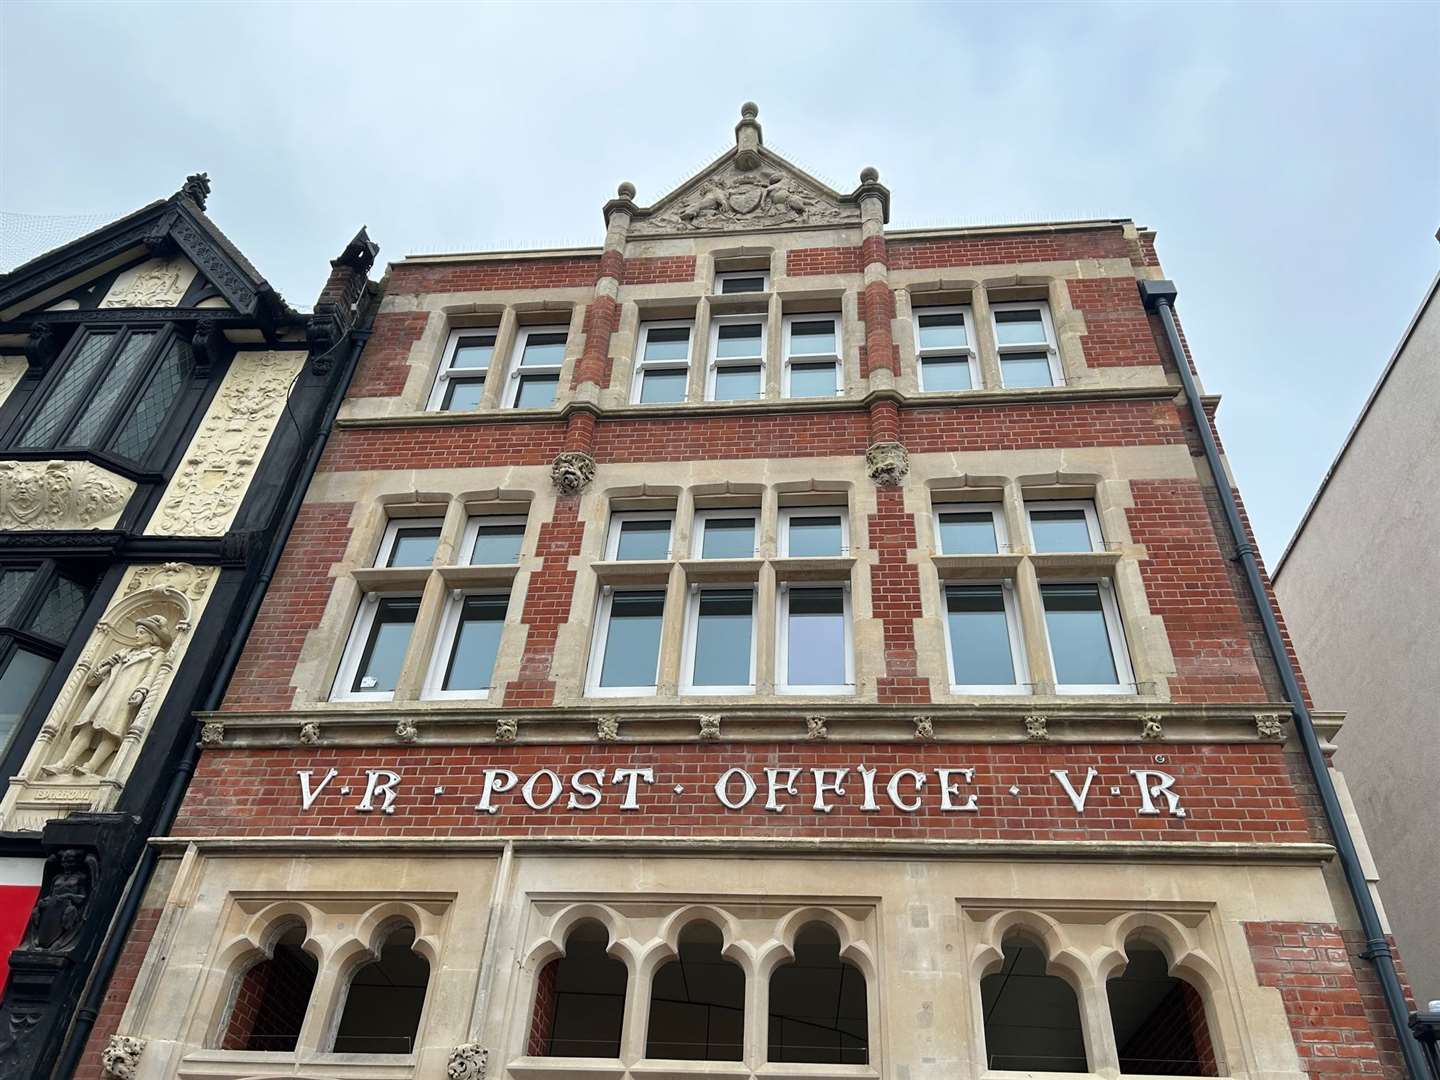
[79,108,1419,1080]
[0,178,377,1077]
[1274,270,1439,1007]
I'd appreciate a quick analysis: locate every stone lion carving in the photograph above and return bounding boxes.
[913,715,935,740]
[551,451,596,495]
[100,1035,146,1080]
[42,615,173,778]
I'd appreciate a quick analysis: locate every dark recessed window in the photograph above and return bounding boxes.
[0,563,92,757]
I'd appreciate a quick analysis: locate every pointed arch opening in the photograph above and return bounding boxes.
[767,921,868,1064]
[981,932,1088,1072]
[332,923,430,1054]
[1107,941,1219,1075]
[529,919,628,1058]
[646,920,745,1060]
[220,924,317,1052]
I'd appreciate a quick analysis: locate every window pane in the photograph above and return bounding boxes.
[28,576,87,642]
[787,514,844,557]
[0,649,53,751]
[1043,584,1120,685]
[691,589,753,688]
[452,334,495,370]
[699,517,755,559]
[994,309,1047,346]
[109,337,191,461]
[386,527,440,567]
[442,377,486,411]
[789,361,837,398]
[719,275,766,294]
[715,323,762,358]
[946,585,1017,686]
[786,588,846,687]
[921,357,972,391]
[599,591,665,689]
[66,330,155,445]
[352,598,419,693]
[640,369,688,404]
[938,512,998,554]
[443,595,507,691]
[615,519,671,561]
[1030,509,1094,552]
[918,312,968,350]
[515,373,559,408]
[642,326,690,362]
[713,365,762,400]
[470,523,525,564]
[0,570,37,625]
[1001,353,1054,388]
[520,333,567,366]
[789,320,837,355]
[18,331,114,447]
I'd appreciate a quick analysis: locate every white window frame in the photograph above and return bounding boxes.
[913,304,978,392]
[376,517,445,568]
[991,301,1064,388]
[604,510,676,562]
[778,506,850,558]
[630,320,695,405]
[1026,499,1103,553]
[932,502,1009,555]
[585,585,665,698]
[781,312,844,398]
[714,269,770,294]
[426,327,498,411]
[706,315,767,402]
[1040,577,1136,695]
[939,579,1030,695]
[459,514,529,566]
[776,582,854,695]
[332,592,420,702]
[422,588,511,700]
[680,583,758,696]
[691,509,760,560]
[503,325,569,409]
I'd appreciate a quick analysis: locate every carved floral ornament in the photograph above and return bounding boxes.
[447,1043,488,1080]
[0,460,132,531]
[100,1035,146,1080]
[550,450,596,495]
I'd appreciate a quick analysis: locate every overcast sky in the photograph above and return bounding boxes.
[2,0,1436,561]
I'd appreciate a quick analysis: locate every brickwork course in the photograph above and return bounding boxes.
[85,104,1412,1080]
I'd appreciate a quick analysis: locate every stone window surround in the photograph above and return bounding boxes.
[408,272,1107,417]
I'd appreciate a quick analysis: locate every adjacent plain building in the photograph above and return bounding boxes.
[72,106,1424,1080]
[1273,270,1439,1007]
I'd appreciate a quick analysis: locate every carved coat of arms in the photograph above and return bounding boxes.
[639,164,853,234]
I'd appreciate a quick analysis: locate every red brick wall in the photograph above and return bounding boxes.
[387,256,600,295]
[1067,279,1164,367]
[173,743,1313,843]
[1115,979,1218,1075]
[786,247,863,276]
[1126,480,1268,702]
[349,311,428,399]
[868,488,928,704]
[898,398,1185,453]
[318,419,569,473]
[220,503,353,713]
[621,256,697,285]
[1244,922,1405,1078]
[219,947,316,1050]
[74,904,163,1080]
[502,495,585,707]
[889,229,1134,270]
[527,958,560,1055]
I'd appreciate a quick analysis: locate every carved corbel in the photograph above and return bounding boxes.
[24,323,56,373]
[447,1043,488,1080]
[100,1035,146,1080]
[551,451,596,495]
[190,318,223,376]
[865,441,910,486]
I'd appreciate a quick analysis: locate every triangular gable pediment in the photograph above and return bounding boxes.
[627,146,863,237]
[0,186,272,322]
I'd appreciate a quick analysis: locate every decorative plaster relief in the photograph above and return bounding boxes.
[0,460,134,531]
[100,256,197,309]
[635,160,856,235]
[146,349,306,536]
[806,714,829,740]
[0,354,26,409]
[0,562,214,832]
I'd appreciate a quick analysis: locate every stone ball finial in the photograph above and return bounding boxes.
[741,101,759,120]
[860,165,880,184]
[617,181,636,200]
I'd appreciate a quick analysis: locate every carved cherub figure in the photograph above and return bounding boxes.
[42,614,173,778]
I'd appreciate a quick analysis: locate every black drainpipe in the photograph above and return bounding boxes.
[1139,279,1427,1079]
[50,311,374,1080]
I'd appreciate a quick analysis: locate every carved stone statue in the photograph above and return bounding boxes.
[24,848,96,952]
[42,615,173,778]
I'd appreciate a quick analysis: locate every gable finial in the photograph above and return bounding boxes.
[180,173,211,210]
[735,101,763,171]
